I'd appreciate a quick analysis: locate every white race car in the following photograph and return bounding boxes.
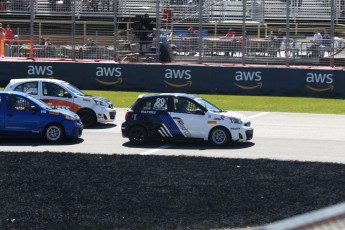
[4,78,116,127]
[121,93,253,145]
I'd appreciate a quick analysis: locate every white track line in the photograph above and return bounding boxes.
[249,112,269,119]
[140,145,172,155]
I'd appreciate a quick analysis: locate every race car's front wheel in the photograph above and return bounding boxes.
[78,109,97,127]
[209,127,230,146]
[44,124,65,142]
[128,126,148,145]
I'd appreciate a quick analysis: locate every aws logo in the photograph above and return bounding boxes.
[305,73,334,92]
[234,71,263,90]
[94,67,123,85]
[27,65,53,76]
[164,69,192,87]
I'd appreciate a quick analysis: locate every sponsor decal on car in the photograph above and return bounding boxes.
[141,110,157,114]
[175,118,192,137]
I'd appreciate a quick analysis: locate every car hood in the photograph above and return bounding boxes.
[219,111,250,122]
[85,95,113,105]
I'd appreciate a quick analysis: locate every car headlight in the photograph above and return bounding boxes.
[227,116,242,124]
[64,114,77,121]
[93,99,107,107]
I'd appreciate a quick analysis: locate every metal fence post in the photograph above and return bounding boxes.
[286,0,290,67]
[241,0,246,65]
[330,0,335,67]
[198,0,203,64]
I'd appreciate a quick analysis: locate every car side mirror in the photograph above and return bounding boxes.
[30,105,38,113]
[64,92,72,98]
[195,109,205,115]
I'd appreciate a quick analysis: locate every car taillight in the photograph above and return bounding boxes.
[125,111,129,120]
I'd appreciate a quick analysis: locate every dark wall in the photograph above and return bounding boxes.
[0,61,344,98]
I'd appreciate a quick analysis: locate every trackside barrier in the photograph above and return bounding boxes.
[0,61,344,99]
[257,202,345,230]
[1,39,33,59]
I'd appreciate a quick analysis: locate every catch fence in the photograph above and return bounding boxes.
[1,0,345,66]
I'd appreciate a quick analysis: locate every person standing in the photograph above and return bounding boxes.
[139,14,153,51]
[5,24,13,44]
[187,26,196,37]
[313,29,323,46]
[310,30,322,57]
[221,28,237,56]
[222,28,236,41]
[322,29,331,47]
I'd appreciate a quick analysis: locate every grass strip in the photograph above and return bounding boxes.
[84,90,345,115]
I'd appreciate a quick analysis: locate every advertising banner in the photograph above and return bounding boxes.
[0,61,344,98]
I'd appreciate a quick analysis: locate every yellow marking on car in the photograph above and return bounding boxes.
[49,111,60,115]
[208,120,217,124]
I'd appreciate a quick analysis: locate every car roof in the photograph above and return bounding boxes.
[0,90,30,97]
[8,78,67,84]
[138,93,198,100]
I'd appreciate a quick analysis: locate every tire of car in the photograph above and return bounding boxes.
[44,124,65,142]
[78,109,97,127]
[128,126,148,145]
[209,127,230,146]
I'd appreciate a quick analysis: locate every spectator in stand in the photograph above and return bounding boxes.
[83,38,97,59]
[313,29,323,46]
[265,30,275,41]
[187,26,196,37]
[5,24,13,44]
[139,14,154,51]
[322,29,331,47]
[10,35,22,57]
[310,29,323,57]
[186,27,197,55]
[267,29,284,57]
[84,38,97,47]
[221,28,236,41]
[321,29,331,57]
[39,36,45,45]
[221,28,237,56]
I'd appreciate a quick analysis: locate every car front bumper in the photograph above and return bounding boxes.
[96,108,116,123]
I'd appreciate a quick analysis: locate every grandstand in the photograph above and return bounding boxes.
[1,0,345,66]
[1,0,343,22]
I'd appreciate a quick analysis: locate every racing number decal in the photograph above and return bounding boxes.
[153,98,166,110]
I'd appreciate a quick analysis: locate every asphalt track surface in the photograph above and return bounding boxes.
[1,108,345,164]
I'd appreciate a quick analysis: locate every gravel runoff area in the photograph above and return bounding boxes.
[1,151,345,229]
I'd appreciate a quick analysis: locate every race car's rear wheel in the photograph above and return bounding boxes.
[209,127,230,146]
[128,126,148,145]
[44,124,65,142]
[78,109,97,127]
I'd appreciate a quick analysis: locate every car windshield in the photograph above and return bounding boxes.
[194,97,224,113]
[62,82,86,96]
[27,94,52,109]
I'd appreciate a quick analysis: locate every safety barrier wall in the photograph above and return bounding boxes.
[0,61,344,98]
